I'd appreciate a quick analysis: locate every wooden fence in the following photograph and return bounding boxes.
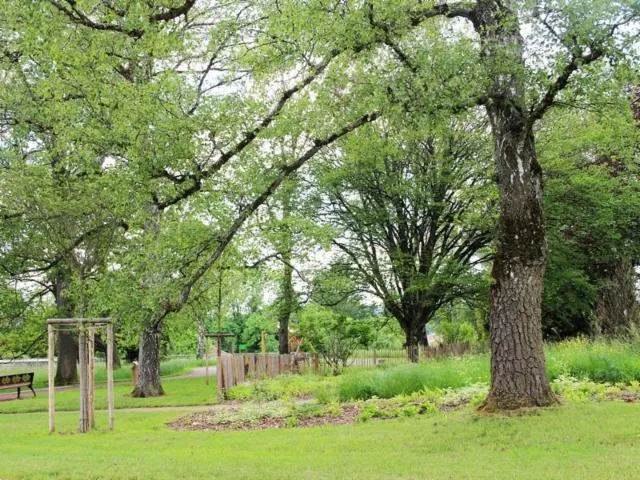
[217,343,473,394]
[217,352,319,394]
[351,348,408,367]
[422,342,473,359]
[352,342,474,367]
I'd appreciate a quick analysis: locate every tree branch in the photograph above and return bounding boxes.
[46,0,196,38]
[529,46,606,123]
[408,2,477,25]
[152,111,380,326]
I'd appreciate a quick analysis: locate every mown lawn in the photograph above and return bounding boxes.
[0,357,215,389]
[0,402,639,479]
[0,377,217,414]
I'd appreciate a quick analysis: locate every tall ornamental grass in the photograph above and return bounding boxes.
[339,338,640,401]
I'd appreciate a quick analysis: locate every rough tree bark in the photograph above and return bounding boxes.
[277,256,294,354]
[53,267,78,385]
[132,324,164,397]
[475,0,556,410]
[133,203,165,397]
[404,326,423,363]
[594,260,639,335]
[277,188,295,354]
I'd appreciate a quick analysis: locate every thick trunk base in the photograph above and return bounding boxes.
[132,326,164,398]
[484,262,557,410]
[55,330,78,386]
[278,325,289,355]
[404,330,421,363]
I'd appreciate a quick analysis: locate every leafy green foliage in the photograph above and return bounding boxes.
[539,95,640,338]
[298,304,374,374]
[435,321,478,345]
[312,116,495,349]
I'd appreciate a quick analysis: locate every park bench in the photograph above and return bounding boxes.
[0,372,36,399]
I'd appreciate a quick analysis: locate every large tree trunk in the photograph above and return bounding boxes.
[403,322,423,363]
[133,203,165,397]
[55,331,78,385]
[482,109,555,410]
[476,0,555,410]
[132,324,164,397]
[593,259,639,336]
[53,267,78,385]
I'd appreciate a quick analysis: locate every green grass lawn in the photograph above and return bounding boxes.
[0,357,215,389]
[0,377,218,414]
[0,402,639,479]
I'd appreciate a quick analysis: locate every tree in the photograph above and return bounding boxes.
[0,41,130,383]
[299,303,374,375]
[275,186,296,354]
[540,92,640,338]
[346,0,639,409]
[4,0,381,395]
[6,0,638,407]
[314,119,494,361]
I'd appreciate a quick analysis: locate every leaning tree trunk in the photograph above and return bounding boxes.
[53,267,78,385]
[132,324,164,397]
[476,0,555,410]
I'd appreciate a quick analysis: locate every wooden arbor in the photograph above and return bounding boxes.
[47,318,114,433]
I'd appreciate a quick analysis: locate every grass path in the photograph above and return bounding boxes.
[0,376,218,414]
[1,402,639,479]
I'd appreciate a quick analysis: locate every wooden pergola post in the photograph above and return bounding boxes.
[47,318,114,433]
[78,325,88,433]
[106,322,114,431]
[48,324,55,434]
[87,327,95,429]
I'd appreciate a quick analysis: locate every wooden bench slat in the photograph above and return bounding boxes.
[0,382,31,389]
[0,372,36,399]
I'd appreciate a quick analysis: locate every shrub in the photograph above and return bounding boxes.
[299,304,374,374]
[435,320,478,345]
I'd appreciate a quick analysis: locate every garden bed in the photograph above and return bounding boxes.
[168,373,640,433]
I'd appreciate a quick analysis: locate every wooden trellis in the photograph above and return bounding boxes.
[47,318,114,433]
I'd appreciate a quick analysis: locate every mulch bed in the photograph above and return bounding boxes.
[167,390,640,433]
[607,392,640,403]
